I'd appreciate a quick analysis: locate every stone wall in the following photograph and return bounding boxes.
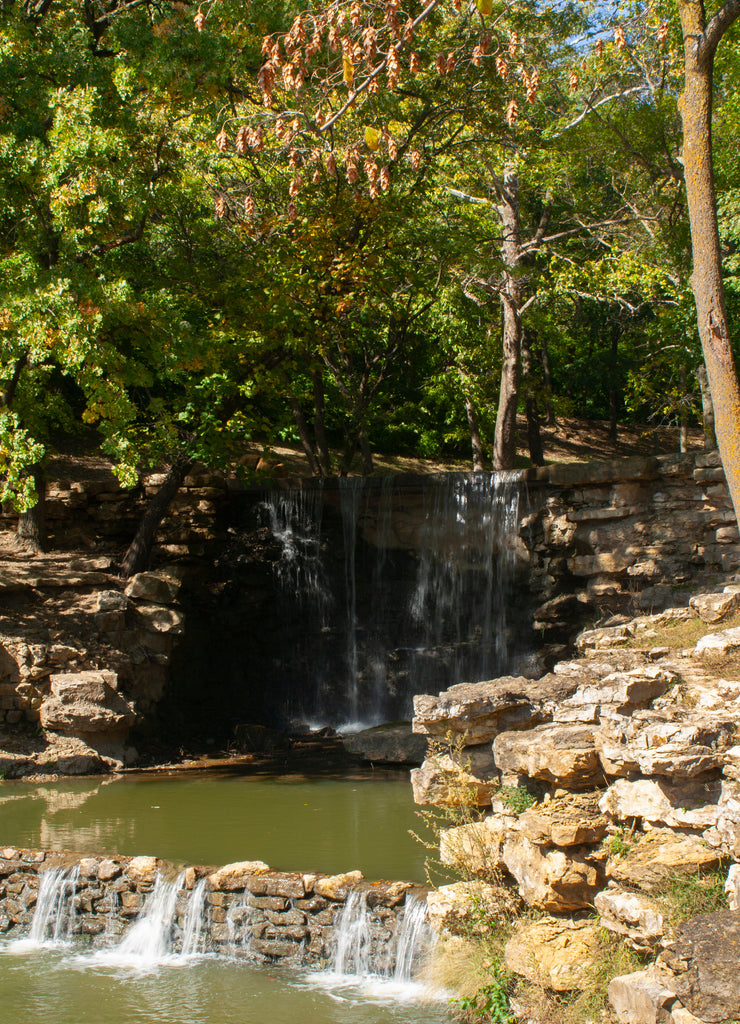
[521,450,740,654]
[0,451,738,775]
[0,846,423,966]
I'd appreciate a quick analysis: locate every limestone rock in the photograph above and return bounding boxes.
[426,880,519,936]
[606,830,721,890]
[502,834,603,911]
[725,863,740,910]
[608,967,677,1024]
[439,815,512,875]
[124,570,182,605]
[695,625,740,657]
[412,674,579,744]
[126,857,159,885]
[313,871,363,899]
[133,603,184,634]
[660,910,740,1022]
[39,671,136,735]
[689,591,740,624]
[596,710,736,779]
[595,885,665,948]
[341,722,427,764]
[715,780,740,857]
[494,723,600,789]
[553,665,676,724]
[411,746,496,806]
[599,778,722,831]
[517,793,608,847]
[504,917,602,992]
[207,861,270,890]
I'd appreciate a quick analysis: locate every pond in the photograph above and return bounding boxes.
[0,770,451,1024]
[0,769,429,881]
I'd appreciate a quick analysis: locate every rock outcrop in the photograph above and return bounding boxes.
[415,584,740,1022]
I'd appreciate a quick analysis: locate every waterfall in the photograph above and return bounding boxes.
[225,892,254,955]
[27,866,80,946]
[180,879,208,956]
[331,890,371,976]
[113,872,184,962]
[258,473,525,729]
[392,896,432,982]
[330,892,431,982]
[410,473,521,684]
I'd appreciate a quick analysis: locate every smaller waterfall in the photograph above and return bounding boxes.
[331,891,371,976]
[27,866,80,946]
[180,879,208,956]
[392,896,431,982]
[225,893,254,955]
[113,873,184,962]
[330,892,432,983]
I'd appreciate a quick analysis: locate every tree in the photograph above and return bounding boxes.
[676,0,740,519]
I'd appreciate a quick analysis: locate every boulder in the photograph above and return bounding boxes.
[695,625,740,657]
[599,778,722,831]
[596,710,736,779]
[552,665,676,724]
[412,674,579,744]
[725,863,740,910]
[124,570,183,605]
[426,880,519,936]
[608,967,677,1024]
[517,793,609,847]
[595,885,665,948]
[504,918,603,991]
[341,722,427,764]
[207,861,270,890]
[494,723,600,789]
[39,671,136,736]
[439,814,513,876]
[715,780,740,856]
[689,591,740,624]
[606,830,721,890]
[660,910,740,1022]
[502,834,603,911]
[126,857,159,885]
[411,746,497,806]
[133,603,184,634]
[313,871,363,899]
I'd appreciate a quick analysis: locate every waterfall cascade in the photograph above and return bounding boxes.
[330,891,433,982]
[18,867,431,983]
[259,473,527,729]
[27,866,80,946]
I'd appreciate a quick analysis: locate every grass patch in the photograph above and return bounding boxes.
[498,785,537,814]
[652,866,729,931]
[627,609,740,652]
[514,931,646,1024]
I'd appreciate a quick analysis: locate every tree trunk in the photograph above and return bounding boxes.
[522,334,544,466]
[493,169,522,471]
[120,455,194,579]
[678,0,740,522]
[539,336,557,426]
[17,465,46,553]
[312,370,333,476]
[288,394,322,477]
[697,361,717,450]
[608,323,619,444]
[358,425,374,475]
[458,367,485,471]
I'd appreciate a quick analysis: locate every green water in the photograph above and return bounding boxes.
[0,771,450,1024]
[0,943,451,1024]
[0,770,428,881]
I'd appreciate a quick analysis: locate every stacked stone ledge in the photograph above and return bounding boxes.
[0,847,422,966]
[412,594,740,1023]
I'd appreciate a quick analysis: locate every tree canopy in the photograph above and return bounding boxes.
[3,0,740,543]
